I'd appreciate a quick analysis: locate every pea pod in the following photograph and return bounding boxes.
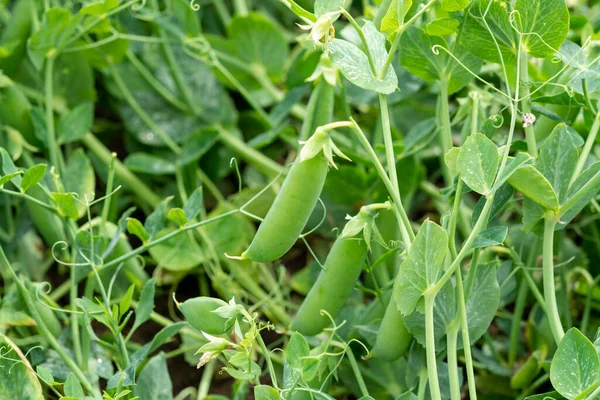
[27,185,67,247]
[291,205,385,336]
[242,125,350,262]
[370,300,412,361]
[178,297,234,335]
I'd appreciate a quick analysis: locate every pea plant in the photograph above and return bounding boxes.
[0,0,600,399]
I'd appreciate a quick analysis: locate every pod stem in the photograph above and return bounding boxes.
[543,213,565,344]
[424,293,442,400]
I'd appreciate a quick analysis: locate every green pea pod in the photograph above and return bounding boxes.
[178,297,233,335]
[34,302,61,338]
[27,186,67,247]
[291,236,368,336]
[0,0,33,76]
[510,349,544,389]
[242,155,329,262]
[0,85,38,146]
[299,78,335,142]
[370,299,412,361]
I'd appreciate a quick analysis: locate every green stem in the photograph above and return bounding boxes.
[45,56,64,174]
[508,280,528,366]
[456,266,477,400]
[439,78,454,186]
[217,127,283,177]
[571,109,600,186]
[543,213,565,344]
[519,51,537,157]
[211,0,231,26]
[446,324,461,400]
[350,118,414,247]
[0,246,100,398]
[256,334,279,389]
[448,180,463,258]
[424,293,442,400]
[197,359,217,400]
[82,134,162,207]
[233,0,249,15]
[560,169,600,216]
[346,346,370,398]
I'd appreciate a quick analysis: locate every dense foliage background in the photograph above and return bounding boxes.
[1,0,600,399]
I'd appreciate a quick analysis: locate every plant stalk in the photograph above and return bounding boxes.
[543,213,565,344]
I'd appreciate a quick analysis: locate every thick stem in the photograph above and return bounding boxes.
[543,214,565,344]
[519,51,537,157]
[45,56,64,174]
[446,325,461,400]
[424,294,442,400]
[439,78,455,186]
[456,267,477,400]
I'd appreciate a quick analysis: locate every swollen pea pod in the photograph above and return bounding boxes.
[299,73,335,142]
[370,299,412,361]
[242,126,349,262]
[177,297,234,335]
[291,205,386,336]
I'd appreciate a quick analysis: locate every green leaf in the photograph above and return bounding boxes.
[145,196,173,240]
[183,187,203,221]
[314,0,344,16]
[399,27,482,94]
[80,0,118,15]
[0,147,22,189]
[148,227,205,271]
[0,171,24,188]
[58,102,93,144]
[442,0,469,11]
[167,208,187,228]
[492,152,533,191]
[394,221,448,315]
[127,218,149,243]
[27,8,83,69]
[456,133,499,195]
[462,0,518,64]
[381,0,413,32]
[286,332,310,370]
[30,107,48,145]
[36,366,54,384]
[444,147,461,171]
[561,162,600,226]
[471,226,508,248]
[63,149,95,218]
[536,123,578,204]
[254,385,280,400]
[471,183,515,225]
[329,34,398,95]
[508,165,558,210]
[137,353,174,400]
[204,203,255,255]
[515,0,570,59]
[64,374,83,398]
[133,278,155,331]
[177,128,219,166]
[462,261,500,346]
[0,335,43,399]
[20,164,46,193]
[426,18,460,36]
[119,284,135,318]
[550,328,600,399]
[124,153,176,175]
[51,192,78,219]
[227,13,288,81]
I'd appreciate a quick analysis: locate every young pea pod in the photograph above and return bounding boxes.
[370,300,412,361]
[178,297,235,335]
[27,185,67,247]
[291,204,386,336]
[242,126,349,262]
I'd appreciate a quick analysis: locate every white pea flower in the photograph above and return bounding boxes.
[297,12,339,44]
[522,113,536,128]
